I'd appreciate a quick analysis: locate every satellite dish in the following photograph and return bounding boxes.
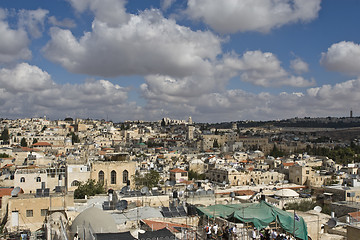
[11,187,21,197]
[117,200,128,211]
[204,179,209,183]
[327,218,337,228]
[314,206,322,213]
[120,186,129,194]
[186,184,194,191]
[141,186,149,195]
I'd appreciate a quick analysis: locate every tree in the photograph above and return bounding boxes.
[67,132,80,144]
[188,170,206,180]
[133,170,160,189]
[20,137,27,147]
[74,179,105,199]
[269,144,285,158]
[41,125,47,132]
[285,200,317,212]
[0,153,10,158]
[32,138,38,144]
[0,128,9,144]
[161,118,166,127]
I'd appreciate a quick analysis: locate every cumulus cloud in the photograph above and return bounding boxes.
[0,9,31,63]
[144,77,360,122]
[18,8,49,38]
[0,63,54,93]
[185,0,322,34]
[320,41,360,76]
[223,51,315,87]
[67,0,129,26]
[48,16,76,28]
[290,58,309,74]
[43,9,221,78]
[0,63,135,120]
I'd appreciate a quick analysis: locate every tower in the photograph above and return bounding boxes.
[187,125,195,140]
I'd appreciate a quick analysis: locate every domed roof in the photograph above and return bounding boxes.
[274,189,299,198]
[71,207,118,239]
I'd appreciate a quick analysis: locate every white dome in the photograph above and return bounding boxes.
[71,207,118,240]
[274,189,299,198]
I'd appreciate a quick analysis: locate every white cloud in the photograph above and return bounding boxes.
[290,58,309,74]
[0,9,31,63]
[43,9,222,78]
[18,8,49,38]
[320,41,360,76]
[0,63,54,93]
[224,51,315,87]
[0,63,136,120]
[67,0,129,27]
[185,0,322,34]
[48,16,76,28]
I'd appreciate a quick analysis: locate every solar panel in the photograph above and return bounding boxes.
[163,212,172,218]
[162,207,170,212]
[169,206,177,212]
[177,206,187,216]
[171,211,180,217]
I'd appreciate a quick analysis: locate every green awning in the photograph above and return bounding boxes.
[196,201,308,240]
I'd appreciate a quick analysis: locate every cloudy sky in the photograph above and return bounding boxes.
[0,0,359,123]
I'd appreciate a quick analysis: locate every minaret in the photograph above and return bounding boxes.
[350,109,353,118]
[188,116,193,125]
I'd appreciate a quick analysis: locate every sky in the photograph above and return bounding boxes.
[1,0,360,123]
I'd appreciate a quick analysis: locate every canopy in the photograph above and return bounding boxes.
[196,201,308,240]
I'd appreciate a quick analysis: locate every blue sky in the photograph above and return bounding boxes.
[0,0,360,122]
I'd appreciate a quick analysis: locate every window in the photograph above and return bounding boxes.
[123,170,128,183]
[20,177,25,183]
[41,209,48,216]
[306,170,310,174]
[26,210,33,217]
[98,170,104,184]
[36,177,41,182]
[71,180,80,186]
[181,172,187,177]
[111,170,117,184]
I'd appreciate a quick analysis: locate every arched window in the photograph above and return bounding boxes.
[98,170,104,184]
[111,170,117,184]
[123,170,128,183]
[71,180,80,186]
[36,177,41,182]
[20,177,25,182]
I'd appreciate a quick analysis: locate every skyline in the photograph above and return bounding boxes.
[1,0,360,123]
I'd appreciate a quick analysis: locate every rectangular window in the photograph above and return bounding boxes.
[26,210,33,217]
[306,170,310,174]
[41,209,48,216]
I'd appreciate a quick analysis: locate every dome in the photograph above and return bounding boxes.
[274,189,299,198]
[190,159,204,164]
[71,207,118,240]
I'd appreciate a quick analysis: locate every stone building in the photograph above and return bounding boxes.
[90,159,136,190]
[2,193,74,232]
[289,164,331,187]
